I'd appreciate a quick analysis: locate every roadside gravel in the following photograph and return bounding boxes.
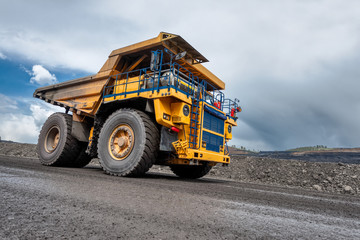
[210,156,360,195]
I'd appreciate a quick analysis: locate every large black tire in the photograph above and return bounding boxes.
[97,108,159,177]
[170,165,212,179]
[37,113,82,167]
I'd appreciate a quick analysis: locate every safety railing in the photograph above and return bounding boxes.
[103,49,239,118]
[223,98,241,120]
[103,62,205,100]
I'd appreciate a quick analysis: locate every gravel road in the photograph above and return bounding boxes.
[1,155,360,239]
[2,142,359,195]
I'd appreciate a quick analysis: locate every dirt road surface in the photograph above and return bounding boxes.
[1,155,360,239]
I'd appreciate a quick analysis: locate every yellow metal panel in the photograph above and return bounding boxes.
[168,148,231,164]
[202,128,224,137]
[226,118,237,127]
[33,75,109,116]
[171,102,190,125]
[191,64,225,90]
[95,70,113,78]
[109,32,184,58]
[98,55,121,73]
[161,38,224,90]
[107,32,224,89]
[225,123,233,140]
[154,98,173,128]
[109,36,163,57]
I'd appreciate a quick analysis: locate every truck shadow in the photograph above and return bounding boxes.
[143,172,228,184]
[84,164,227,183]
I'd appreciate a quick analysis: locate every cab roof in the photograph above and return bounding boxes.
[99,32,225,90]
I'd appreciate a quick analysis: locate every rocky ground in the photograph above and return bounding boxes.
[210,156,360,195]
[1,141,359,195]
[0,142,38,158]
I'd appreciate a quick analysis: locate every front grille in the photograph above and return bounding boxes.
[203,111,224,134]
[202,131,223,152]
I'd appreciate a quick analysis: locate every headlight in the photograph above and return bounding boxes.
[228,125,232,133]
[183,105,190,116]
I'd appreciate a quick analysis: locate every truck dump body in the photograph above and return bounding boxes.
[34,74,107,115]
[34,32,241,178]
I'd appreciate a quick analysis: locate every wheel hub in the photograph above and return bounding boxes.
[109,125,134,160]
[53,133,60,149]
[44,126,60,153]
[117,137,125,147]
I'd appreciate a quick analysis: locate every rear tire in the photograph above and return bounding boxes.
[170,164,212,179]
[37,113,81,167]
[97,108,159,177]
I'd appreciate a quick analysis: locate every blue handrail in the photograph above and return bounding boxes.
[103,49,239,118]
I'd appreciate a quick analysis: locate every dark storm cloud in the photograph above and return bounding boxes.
[233,53,360,150]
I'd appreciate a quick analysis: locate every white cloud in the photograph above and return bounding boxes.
[29,65,57,85]
[0,94,18,112]
[30,102,58,127]
[0,99,62,143]
[0,52,6,60]
[0,113,39,143]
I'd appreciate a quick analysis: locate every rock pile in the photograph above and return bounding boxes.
[0,142,38,158]
[211,156,360,195]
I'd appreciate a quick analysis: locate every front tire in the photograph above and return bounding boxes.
[170,164,212,179]
[97,109,159,177]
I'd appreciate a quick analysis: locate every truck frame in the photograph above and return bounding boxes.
[34,32,241,178]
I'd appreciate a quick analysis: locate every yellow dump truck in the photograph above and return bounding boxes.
[34,32,241,178]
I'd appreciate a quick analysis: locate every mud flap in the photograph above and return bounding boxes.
[159,126,178,151]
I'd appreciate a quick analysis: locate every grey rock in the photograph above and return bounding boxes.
[312,174,319,180]
[258,173,266,179]
[343,185,353,193]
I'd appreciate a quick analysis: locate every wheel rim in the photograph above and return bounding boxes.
[44,126,60,153]
[108,124,135,161]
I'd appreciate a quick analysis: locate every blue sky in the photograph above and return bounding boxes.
[0,55,89,143]
[0,58,87,97]
[1,0,360,150]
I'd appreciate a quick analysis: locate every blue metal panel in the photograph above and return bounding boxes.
[203,111,224,134]
[202,131,223,152]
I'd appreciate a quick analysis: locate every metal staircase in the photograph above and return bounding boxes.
[189,95,201,149]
